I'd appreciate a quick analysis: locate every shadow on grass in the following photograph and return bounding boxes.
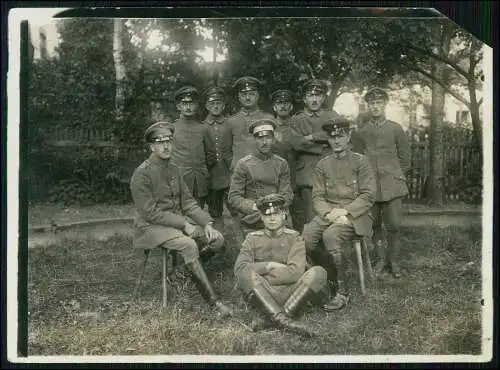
[27,224,484,356]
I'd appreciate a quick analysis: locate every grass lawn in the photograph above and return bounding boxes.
[27,224,483,356]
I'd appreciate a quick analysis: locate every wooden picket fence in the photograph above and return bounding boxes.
[28,127,482,204]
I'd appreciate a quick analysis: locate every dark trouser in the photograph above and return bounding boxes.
[159,225,225,265]
[206,188,239,219]
[371,197,403,271]
[296,187,315,232]
[302,216,357,293]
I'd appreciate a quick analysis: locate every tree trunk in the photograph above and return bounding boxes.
[427,25,452,206]
[113,19,126,129]
[468,79,482,148]
[427,60,445,206]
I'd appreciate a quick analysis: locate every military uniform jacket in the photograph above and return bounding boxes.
[289,109,339,188]
[130,155,212,249]
[312,150,376,237]
[204,114,233,190]
[351,118,410,202]
[228,152,294,226]
[227,108,275,171]
[234,228,306,286]
[170,117,211,198]
[273,116,297,189]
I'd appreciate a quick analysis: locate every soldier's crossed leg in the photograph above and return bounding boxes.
[238,267,327,308]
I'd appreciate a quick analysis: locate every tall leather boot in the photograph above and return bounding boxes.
[374,239,387,274]
[213,216,225,232]
[283,281,317,317]
[323,252,349,311]
[387,232,401,278]
[185,259,233,317]
[248,284,315,338]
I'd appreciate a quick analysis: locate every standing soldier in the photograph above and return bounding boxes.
[170,85,211,207]
[130,122,232,318]
[302,117,376,310]
[270,88,301,231]
[289,79,340,232]
[234,193,327,337]
[202,86,236,232]
[227,76,275,172]
[228,119,294,237]
[351,87,410,278]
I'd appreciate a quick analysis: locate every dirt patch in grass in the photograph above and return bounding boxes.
[27,203,136,227]
[27,225,484,356]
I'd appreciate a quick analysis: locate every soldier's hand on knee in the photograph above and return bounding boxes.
[333,215,351,226]
[204,223,222,243]
[183,221,197,237]
[326,208,348,223]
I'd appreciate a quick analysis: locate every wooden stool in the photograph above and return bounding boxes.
[133,248,180,307]
[352,237,374,296]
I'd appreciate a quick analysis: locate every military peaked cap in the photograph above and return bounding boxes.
[144,121,175,143]
[302,79,328,95]
[270,89,293,103]
[248,118,276,137]
[174,86,199,103]
[322,117,352,137]
[232,76,263,92]
[203,86,226,102]
[364,87,389,102]
[256,193,286,215]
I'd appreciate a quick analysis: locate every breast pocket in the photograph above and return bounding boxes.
[337,178,359,199]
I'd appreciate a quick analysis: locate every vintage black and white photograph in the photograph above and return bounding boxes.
[7,5,493,364]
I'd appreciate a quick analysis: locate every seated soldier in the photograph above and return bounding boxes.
[302,117,376,310]
[234,193,328,337]
[130,122,232,318]
[228,119,294,237]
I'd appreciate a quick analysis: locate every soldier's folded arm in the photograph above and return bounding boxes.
[311,163,333,220]
[130,172,186,229]
[180,173,212,227]
[265,234,306,285]
[344,157,376,218]
[228,161,255,213]
[234,237,269,278]
[289,119,324,155]
[395,124,411,176]
[310,130,330,143]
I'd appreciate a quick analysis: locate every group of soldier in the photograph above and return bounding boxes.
[129,75,410,337]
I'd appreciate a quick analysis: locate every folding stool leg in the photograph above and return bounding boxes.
[162,248,169,308]
[133,249,150,299]
[354,240,366,296]
[363,238,374,281]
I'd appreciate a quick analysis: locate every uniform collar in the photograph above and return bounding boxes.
[303,108,323,117]
[177,116,199,124]
[332,150,349,160]
[205,114,225,125]
[369,116,387,127]
[275,116,291,126]
[240,107,260,116]
[149,153,170,167]
[264,227,285,238]
[253,150,273,161]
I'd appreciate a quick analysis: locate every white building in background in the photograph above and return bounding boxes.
[28,20,60,60]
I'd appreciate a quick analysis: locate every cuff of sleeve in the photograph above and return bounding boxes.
[344,204,360,219]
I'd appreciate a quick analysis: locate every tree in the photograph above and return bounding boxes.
[388,18,483,147]
[113,19,126,129]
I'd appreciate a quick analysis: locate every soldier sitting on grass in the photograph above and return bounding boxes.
[233,193,328,337]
